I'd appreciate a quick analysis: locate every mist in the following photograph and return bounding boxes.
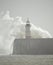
[0,11,52,55]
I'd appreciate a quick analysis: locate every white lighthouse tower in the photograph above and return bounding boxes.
[25,19,31,39]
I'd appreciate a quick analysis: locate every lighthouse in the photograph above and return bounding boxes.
[25,19,31,39]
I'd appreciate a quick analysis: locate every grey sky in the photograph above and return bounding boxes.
[0,0,53,36]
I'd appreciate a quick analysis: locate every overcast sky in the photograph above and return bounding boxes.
[0,0,53,36]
